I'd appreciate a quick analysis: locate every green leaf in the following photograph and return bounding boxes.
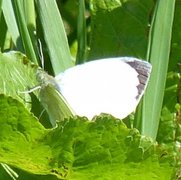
[88,0,153,59]
[0,51,38,105]
[0,51,74,127]
[157,72,179,144]
[0,95,174,179]
[0,51,46,127]
[169,0,181,71]
[0,94,53,176]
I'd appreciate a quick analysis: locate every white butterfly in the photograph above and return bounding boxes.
[54,57,152,120]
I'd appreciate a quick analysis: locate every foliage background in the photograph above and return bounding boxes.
[0,0,180,179]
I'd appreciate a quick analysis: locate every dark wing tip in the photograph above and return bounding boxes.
[122,57,152,100]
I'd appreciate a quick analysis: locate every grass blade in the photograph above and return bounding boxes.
[36,0,74,75]
[2,0,23,50]
[0,0,2,19]
[23,0,39,59]
[142,0,176,140]
[13,0,38,63]
[76,0,87,64]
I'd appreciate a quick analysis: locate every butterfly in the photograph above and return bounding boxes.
[53,57,152,120]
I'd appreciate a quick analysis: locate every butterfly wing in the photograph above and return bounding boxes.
[37,69,75,127]
[119,57,152,102]
[55,57,152,120]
